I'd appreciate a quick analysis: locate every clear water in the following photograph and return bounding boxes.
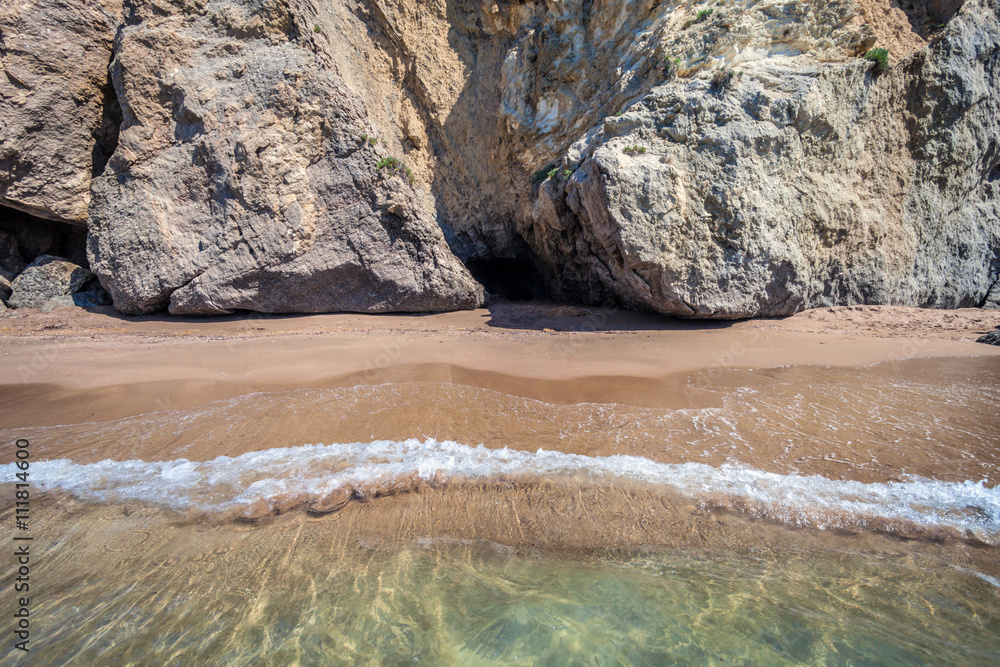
[3,517,998,666]
[2,356,999,665]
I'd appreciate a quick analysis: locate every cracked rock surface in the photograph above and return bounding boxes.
[87,0,483,315]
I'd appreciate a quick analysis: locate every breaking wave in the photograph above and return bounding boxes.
[8,439,999,541]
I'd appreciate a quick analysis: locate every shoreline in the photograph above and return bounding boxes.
[3,301,998,397]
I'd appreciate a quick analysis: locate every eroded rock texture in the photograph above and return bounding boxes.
[88,0,483,314]
[523,0,1000,316]
[2,0,997,317]
[0,0,122,224]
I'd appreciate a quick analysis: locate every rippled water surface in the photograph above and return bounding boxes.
[1,356,999,665]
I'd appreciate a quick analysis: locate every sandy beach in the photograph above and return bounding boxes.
[3,301,998,418]
[3,303,1000,663]
[2,302,999,482]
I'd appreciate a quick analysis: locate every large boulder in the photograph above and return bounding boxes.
[523,0,1000,317]
[0,0,123,224]
[8,255,92,309]
[978,329,1000,345]
[87,0,483,315]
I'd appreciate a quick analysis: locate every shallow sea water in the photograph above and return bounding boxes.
[2,356,999,665]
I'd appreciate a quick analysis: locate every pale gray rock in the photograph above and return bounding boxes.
[523,0,1000,317]
[977,329,1000,345]
[41,295,78,312]
[8,255,92,309]
[88,0,483,315]
[0,273,10,302]
[0,0,123,223]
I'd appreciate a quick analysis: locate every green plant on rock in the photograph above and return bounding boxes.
[314,23,322,34]
[562,168,573,179]
[711,68,736,91]
[622,144,647,156]
[696,8,714,22]
[664,56,681,80]
[864,47,890,75]
[531,164,557,185]
[376,156,415,184]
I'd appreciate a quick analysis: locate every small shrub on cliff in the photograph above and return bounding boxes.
[563,168,573,179]
[314,23,322,34]
[622,145,647,156]
[711,69,737,92]
[864,47,890,75]
[359,133,377,147]
[531,164,556,185]
[696,8,714,22]
[376,156,415,184]
[663,56,681,81]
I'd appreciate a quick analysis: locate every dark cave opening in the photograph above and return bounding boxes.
[465,257,549,302]
[0,205,89,271]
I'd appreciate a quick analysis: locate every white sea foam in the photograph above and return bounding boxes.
[6,439,999,537]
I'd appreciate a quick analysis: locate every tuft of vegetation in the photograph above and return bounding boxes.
[359,133,377,147]
[696,8,714,22]
[663,56,681,80]
[711,68,737,91]
[313,23,322,34]
[622,144,647,156]
[531,164,557,185]
[376,156,415,184]
[562,168,573,179]
[864,47,890,75]
[615,110,624,117]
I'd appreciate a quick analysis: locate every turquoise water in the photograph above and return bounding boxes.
[4,518,998,666]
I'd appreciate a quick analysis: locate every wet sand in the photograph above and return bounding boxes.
[2,302,998,425]
[2,302,999,552]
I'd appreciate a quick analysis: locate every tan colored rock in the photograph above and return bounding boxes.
[88,0,483,315]
[0,0,122,223]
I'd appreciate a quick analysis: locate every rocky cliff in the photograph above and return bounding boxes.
[0,0,996,317]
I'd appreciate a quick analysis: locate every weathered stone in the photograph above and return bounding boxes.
[0,273,11,302]
[88,0,483,315]
[41,295,78,312]
[522,0,1000,317]
[8,255,92,309]
[977,329,1000,345]
[0,0,123,224]
[72,288,113,307]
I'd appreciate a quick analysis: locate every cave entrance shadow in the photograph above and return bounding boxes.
[482,300,740,333]
[895,0,964,40]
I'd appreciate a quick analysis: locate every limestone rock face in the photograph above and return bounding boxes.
[88,0,483,315]
[523,0,1000,317]
[5,0,998,318]
[0,0,122,224]
[8,255,92,308]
